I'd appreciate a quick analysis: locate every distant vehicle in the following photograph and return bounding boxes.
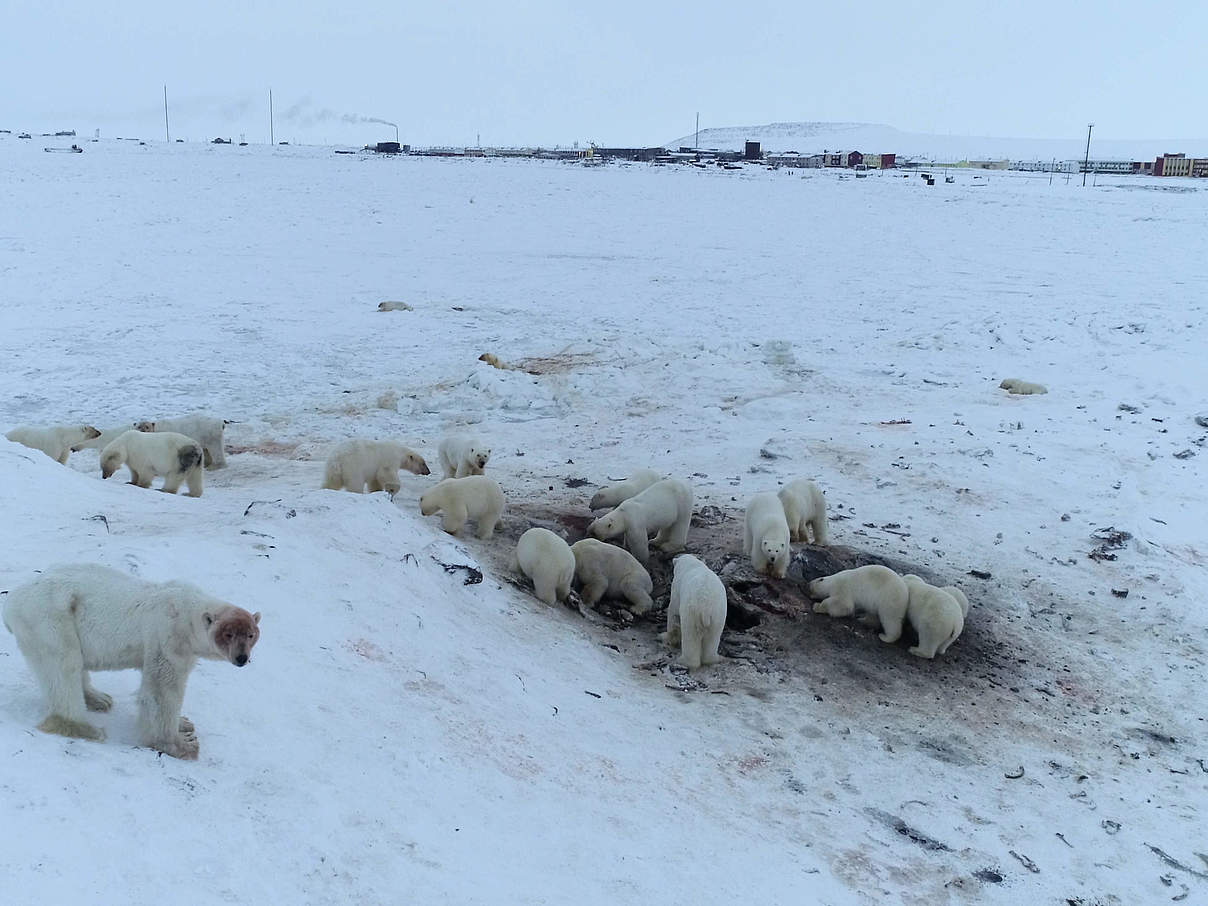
[18,132,32,139]
[211,137,232,144]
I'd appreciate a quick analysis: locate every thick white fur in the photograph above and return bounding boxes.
[70,425,131,453]
[586,478,693,564]
[589,468,663,510]
[778,478,829,545]
[940,585,970,619]
[438,434,491,478]
[322,439,430,494]
[999,378,1047,395]
[420,475,505,538]
[744,492,791,578]
[663,555,726,670]
[136,415,228,469]
[570,538,653,614]
[514,528,576,605]
[902,575,965,658]
[6,424,101,464]
[2,564,260,758]
[808,565,909,643]
[100,430,204,497]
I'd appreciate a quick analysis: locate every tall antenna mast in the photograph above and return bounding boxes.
[695,111,699,150]
[163,85,170,142]
[269,89,275,145]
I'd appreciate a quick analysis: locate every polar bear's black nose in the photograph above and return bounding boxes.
[234,654,248,666]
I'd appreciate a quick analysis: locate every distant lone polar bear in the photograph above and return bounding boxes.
[2,563,260,759]
[808,565,909,644]
[588,468,663,511]
[136,415,229,469]
[6,424,101,464]
[570,538,653,614]
[438,434,491,479]
[999,378,1048,395]
[778,478,829,545]
[587,478,693,565]
[663,555,726,670]
[744,492,791,579]
[902,575,965,659]
[420,475,505,538]
[514,528,575,605]
[101,429,204,497]
[323,439,430,494]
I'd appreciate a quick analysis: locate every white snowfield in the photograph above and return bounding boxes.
[1,137,1206,905]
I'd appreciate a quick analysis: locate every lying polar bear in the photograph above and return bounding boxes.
[420,475,505,539]
[135,415,229,469]
[588,468,663,511]
[570,538,653,614]
[999,378,1048,395]
[587,478,693,565]
[323,439,430,494]
[513,527,576,605]
[6,424,101,464]
[808,564,909,644]
[663,554,727,670]
[101,430,204,497]
[777,478,829,545]
[902,575,966,659]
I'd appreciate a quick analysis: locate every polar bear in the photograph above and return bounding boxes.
[6,424,101,464]
[69,425,131,454]
[588,468,663,510]
[663,554,727,670]
[902,575,965,659]
[514,528,576,605]
[420,475,505,539]
[940,584,970,619]
[808,564,909,644]
[100,430,204,497]
[744,492,791,579]
[438,434,491,479]
[2,563,260,759]
[322,439,430,494]
[569,538,653,614]
[999,378,1048,395]
[586,478,693,565]
[778,478,829,545]
[135,415,228,469]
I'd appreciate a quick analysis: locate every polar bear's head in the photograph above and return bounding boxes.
[760,537,786,561]
[419,486,442,516]
[134,420,156,433]
[470,446,490,470]
[807,576,829,599]
[100,448,124,479]
[205,606,261,667]
[401,450,431,475]
[588,511,624,540]
[81,425,101,440]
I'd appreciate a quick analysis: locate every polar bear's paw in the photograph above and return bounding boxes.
[84,688,114,712]
[38,715,105,741]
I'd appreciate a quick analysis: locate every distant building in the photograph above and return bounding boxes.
[1153,153,1208,177]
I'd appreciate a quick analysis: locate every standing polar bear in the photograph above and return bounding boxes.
[70,425,132,454]
[420,475,505,539]
[2,563,260,759]
[135,414,229,469]
[6,424,101,464]
[587,478,693,565]
[588,468,663,510]
[570,538,654,614]
[514,528,576,605]
[663,555,727,670]
[902,575,965,659]
[438,434,491,479]
[778,478,829,545]
[744,492,792,579]
[808,565,909,644]
[101,430,204,497]
[323,439,430,494]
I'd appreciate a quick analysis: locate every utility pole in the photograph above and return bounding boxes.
[1082,123,1094,187]
[695,112,699,151]
[163,85,169,142]
[269,89,275,145]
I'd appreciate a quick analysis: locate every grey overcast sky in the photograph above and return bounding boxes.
[2,0,1203,146]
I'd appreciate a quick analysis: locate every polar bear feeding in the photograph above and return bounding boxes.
[588,468,663,511]
[586,478,693,565]
[808,564,909,644]
[514,528,576,605]
[570,538,653,614]
[902,575,965,659]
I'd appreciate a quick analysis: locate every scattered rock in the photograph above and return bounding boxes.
[1195,414,1208,428]
[968,569,992,580]
[1111,588,1129,598]
[1118,403,1141,414]
[1173,449,1195,460]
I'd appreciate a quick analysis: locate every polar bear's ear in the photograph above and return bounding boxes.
[203,612,214,627]
[252,612,261,624]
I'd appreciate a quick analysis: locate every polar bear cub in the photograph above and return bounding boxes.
[101,429,204,497]
[420,475,505,539]
[438,434,491,479]
[514,528,576,605]
[6,424,101,464]
[588,468,663,510]
[664,555,727,670]
[323,439,430,494]
[2,563,260,759]
[744,492,792,579]
[778,478,829,545]
[902,575,965,659]
[808,565,909,644]
[135,415,228,469]
[570,538,654,614]
[587,478,693,565]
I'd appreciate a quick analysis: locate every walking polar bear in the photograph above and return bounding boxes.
[808,565,909,644]
[514,528,575,605]
[902,575,966,659]
[663,555,726,670]
[420,475,505,539]
[744,492,791,578]
[135,414,228,469]
[323,439,430,494]
[2,563,260,759]
[778,478,829,545]
[101,430,204,497]
[438,434,491,479]
[569,538,653,614]
[588,468,663,510]
[6,424,101,464]
[587,478,693,565]
[70,425,131,454]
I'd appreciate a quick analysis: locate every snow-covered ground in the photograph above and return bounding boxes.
[1,138,1205,904]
